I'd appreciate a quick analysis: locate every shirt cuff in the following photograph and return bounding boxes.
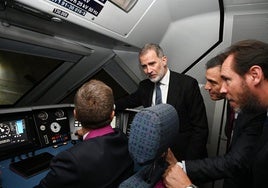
[176,161,187,173]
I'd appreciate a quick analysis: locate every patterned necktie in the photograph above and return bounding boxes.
[155,82,162,105]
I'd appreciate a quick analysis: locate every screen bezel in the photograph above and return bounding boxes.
[0,112,41,161]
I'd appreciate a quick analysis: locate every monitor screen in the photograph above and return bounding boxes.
[0,114,40,161]
[0,118,28,148]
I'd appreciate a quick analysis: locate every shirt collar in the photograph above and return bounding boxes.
[83,125,114,141]
[159,69,170,85]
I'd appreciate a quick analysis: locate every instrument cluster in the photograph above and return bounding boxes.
[34,108,71,147]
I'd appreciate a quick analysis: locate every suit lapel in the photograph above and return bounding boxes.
[143,80,154,107]
[167,71,177,106]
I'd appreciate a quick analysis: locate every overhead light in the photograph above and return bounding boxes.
[51,17,62,23]
[109,0,138,12]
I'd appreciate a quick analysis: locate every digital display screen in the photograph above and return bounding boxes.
[0,118,29,148]
[0,114,41,160]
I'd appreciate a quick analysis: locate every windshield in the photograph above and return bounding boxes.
[0,50,63,105]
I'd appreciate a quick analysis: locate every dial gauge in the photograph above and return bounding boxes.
[55,109,64,118]
[0,123,11,136]
[50,122,61,133]
[37,111,48,121]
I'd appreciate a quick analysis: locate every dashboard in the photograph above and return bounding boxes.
[0,104,135,187]
[0,104,76,161]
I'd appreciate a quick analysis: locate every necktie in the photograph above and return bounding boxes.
[226,107,235,148]
[155,82,162,105]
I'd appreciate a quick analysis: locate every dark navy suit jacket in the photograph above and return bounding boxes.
[34,129,134,188]
[252,116,268,187]
[185,111,266,187]
[116,71,209,161]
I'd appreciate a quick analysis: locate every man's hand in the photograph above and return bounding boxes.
[75,128,85,140]
[163,163,192,188]
[166,148,178,165]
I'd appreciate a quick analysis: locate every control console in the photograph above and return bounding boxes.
[33,108,70,147]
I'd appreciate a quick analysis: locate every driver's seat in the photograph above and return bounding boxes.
[119,103,179,188]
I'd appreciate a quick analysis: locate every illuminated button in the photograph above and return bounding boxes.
[40,125,46,131]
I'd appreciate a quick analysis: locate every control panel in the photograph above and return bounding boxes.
[0,104,74,161]
[33,108,71,147]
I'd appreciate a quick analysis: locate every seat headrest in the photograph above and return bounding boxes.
[128,103,179,165]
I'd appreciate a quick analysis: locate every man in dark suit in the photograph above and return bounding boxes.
[163,54,266,188]
[165,111,265,187]
[220,40,268,188]
[116,43,209,161]
[205,54,240,152]
[163,39,268,188]
[204,54,237,150]
[35,80,133,188]
[204,55,268,188]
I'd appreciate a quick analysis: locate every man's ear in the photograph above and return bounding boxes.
[248,65,263,85]
[162,56,168,66]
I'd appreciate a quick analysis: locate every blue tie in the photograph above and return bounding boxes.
[155,82,162,105]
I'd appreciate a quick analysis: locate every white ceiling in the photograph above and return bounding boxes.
[224,0,268,6]
[223,0,268,43]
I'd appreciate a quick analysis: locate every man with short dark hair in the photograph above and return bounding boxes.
[163,40,268,188]
[220,39,268,187]
[204,54,239,150]
[35,79,133,188]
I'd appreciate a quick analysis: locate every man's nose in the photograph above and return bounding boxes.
[147,66,153,74]
[204,82,210,90]
[220,83,227,94]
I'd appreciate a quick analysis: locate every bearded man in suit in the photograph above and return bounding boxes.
[116,43,209,161]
